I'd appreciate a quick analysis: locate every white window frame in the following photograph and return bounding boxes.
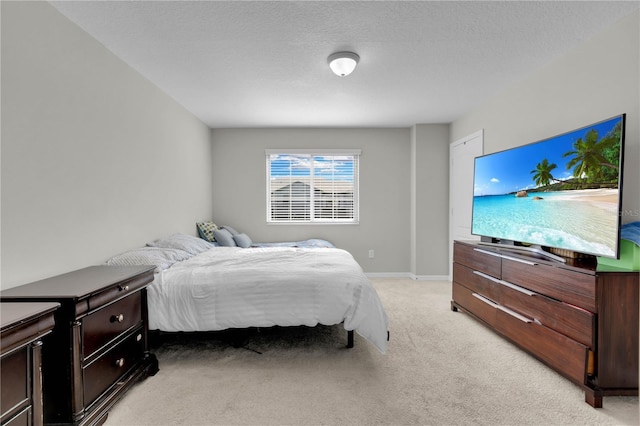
[266,149,360,224]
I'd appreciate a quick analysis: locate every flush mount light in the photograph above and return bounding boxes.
[327,51,360,77]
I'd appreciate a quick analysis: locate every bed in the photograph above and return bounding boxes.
[105,233,389,353]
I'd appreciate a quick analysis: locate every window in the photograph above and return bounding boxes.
[266,149,360,224]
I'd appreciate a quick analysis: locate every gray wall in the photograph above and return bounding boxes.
[1,2,213,288]
[451,11,639,225]
[210,128,412,273]
[2,2,636,287]
[412,124,450,278]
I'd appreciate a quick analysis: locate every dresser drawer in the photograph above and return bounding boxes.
[494,306,590,385]
[3,407,29,426]
[454,281,589,385]
[454,263,595,347]
[1,348,28,423]
[502,258,596,312]
[454,243,501,279]
[452,282,498,327]
[83,329,145,408]
[453,262,501,300]
[83,292,142,358]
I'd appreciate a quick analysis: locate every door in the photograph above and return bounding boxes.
[449,130,483,276]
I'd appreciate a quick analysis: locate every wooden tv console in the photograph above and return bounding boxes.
[451,240,638,408]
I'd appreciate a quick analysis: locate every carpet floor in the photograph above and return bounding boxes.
[103,278,638,425]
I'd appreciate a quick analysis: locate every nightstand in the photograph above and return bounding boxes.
[1,266,158,425]
[1,302,59,426]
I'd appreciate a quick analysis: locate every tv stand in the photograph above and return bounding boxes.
[452,240,639,407]
[476,241,566,263]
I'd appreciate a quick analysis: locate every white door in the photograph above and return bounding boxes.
[449,130,483,276]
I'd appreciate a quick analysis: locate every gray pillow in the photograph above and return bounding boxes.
[221,225,239,235]
[213,228,237,247]
[233,233,253,248]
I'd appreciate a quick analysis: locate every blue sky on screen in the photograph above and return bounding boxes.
[270,154,354,181]
[474,116,621,196]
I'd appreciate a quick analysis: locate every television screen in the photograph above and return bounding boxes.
[471,114,625,259]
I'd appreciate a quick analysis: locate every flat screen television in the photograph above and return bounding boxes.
[471,114,625,261]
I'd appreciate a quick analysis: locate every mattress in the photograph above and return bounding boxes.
[147,246,389,353]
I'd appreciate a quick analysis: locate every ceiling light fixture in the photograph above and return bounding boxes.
[327,51,359,77]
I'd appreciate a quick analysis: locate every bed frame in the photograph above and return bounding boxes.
[149,327,357,350]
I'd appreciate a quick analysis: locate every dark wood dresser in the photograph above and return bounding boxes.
[0,266,158,426]
[1,302,59,426]
[451,240,638,407]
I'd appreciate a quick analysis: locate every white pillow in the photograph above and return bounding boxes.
[106,247,192,271]
[147,233,214,255]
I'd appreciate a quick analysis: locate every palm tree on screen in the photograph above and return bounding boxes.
[563,129,619,184]
[530,158,557,188]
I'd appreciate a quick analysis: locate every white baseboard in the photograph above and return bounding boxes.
[412,274,451,281]
[365,272,414,279]
[366,272,451,281]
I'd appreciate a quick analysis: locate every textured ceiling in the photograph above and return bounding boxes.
[50,1,639,128]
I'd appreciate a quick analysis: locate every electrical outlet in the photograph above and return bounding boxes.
[368,249,374,258]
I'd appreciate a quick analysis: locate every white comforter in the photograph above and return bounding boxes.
[147,246,389,353]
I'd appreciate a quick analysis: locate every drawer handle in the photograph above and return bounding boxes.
[472,292,500,308]
[496,304,532,323]
[118,284,130,292]
[474,248,503,258]
[472,293,532,323]
[111,314,125,323]
[115,358,125,368]
[473,248,539,266]
[501,254,538,266]
[473,271,536,296]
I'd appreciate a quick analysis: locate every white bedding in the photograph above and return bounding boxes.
[147,246,389,353]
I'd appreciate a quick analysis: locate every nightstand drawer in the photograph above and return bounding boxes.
[83,329,145,407]
[87,273,151,312]
[1,347,28,422]
[83,292,142,358]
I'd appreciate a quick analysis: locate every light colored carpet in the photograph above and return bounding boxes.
[104,278,638,425]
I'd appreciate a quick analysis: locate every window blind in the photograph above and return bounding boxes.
[266,150,360,224]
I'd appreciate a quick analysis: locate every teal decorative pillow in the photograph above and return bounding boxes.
[196,221,219,242]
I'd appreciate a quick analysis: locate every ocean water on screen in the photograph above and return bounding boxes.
[472,191,619,257]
